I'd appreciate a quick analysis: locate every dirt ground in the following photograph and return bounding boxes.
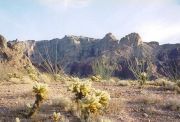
[0,81,180,122]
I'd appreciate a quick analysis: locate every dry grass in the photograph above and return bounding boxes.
[165,98,180,111]
[105,98,125,115]
[136,94,162,105]
[96,117,113,122]
[0,64,18,81]
[0,77,180,122]
[39,73,52,83]
[117,80,130,86]
[154,78,175,87]
[52,96,72,111]
[144,106,160,115]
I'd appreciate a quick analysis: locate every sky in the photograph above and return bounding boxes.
[0,0,180,44]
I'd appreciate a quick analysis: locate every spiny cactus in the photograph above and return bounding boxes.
[80,89,110,121]
[26,82,48,118]
[94,89,110,108]
[52,112,62,122]
[139,72,147,86]
[68,78,110,122]
[68,78,91,100]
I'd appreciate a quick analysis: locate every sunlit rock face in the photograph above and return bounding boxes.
[0,34,34,76]
[119,33,142,47]
[23,33,180,79]
[0,34,7,48]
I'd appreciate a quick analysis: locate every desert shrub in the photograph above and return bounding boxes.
[117,80,130,86]
[144,106,158,115]
[91,75,102,82]
[29,73,38,81]
[52,96,72,111]
[38,73,51,83]
[25,82,48,118]
[52,112,65,122]
[92,58,116,80]
[138,72,148,86]
[137,94,161,105]
[155,78,173,86]
[20,76,33,84]
[153,79,180,94]
[176,80,180,87]
[68,78,110,122]
[52,74,70,83]
[25,65,37,74]
[166,98,180,111]
[25,65,39,81]
[105,98,124,116]
[7,73,22,79]
[0,64,13,81]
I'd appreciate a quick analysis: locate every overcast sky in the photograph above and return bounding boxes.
[0,0,180,44]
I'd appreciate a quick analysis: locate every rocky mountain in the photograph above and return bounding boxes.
[1,33,179,80]
[22,32,179,80]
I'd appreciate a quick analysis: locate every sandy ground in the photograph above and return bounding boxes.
[0,81,180,122]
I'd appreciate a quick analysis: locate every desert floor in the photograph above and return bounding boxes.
[0,81,180,122]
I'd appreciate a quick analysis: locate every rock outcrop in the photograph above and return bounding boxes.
[0,35,33,72]
[0,34,7,48]
[119,33,142,47]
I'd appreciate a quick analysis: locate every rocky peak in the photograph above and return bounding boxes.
[63,35,80,44]
[0,34,7,48]
[103,33,117,41]
[147,41,159,48]
[119,33,143,46]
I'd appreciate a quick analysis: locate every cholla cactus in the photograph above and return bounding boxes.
[139,72,147,86]
[80,95,101,121]
[80,90,110,122]
[81,95,102,114]
[52,112,62,122]
[33,81,48,100]
[69,79,91,100]
[68,78,110,122]
[95,90,110,107]
[26,82,48,118]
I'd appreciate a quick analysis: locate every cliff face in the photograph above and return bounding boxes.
[24,33,180,79]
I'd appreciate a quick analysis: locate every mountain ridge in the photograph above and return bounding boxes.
[1,32,180,79]
[24,32,180,79]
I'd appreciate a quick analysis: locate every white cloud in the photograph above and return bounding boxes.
[38,0,91,10]
[138,22,180,43]
[113,0,175,5]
